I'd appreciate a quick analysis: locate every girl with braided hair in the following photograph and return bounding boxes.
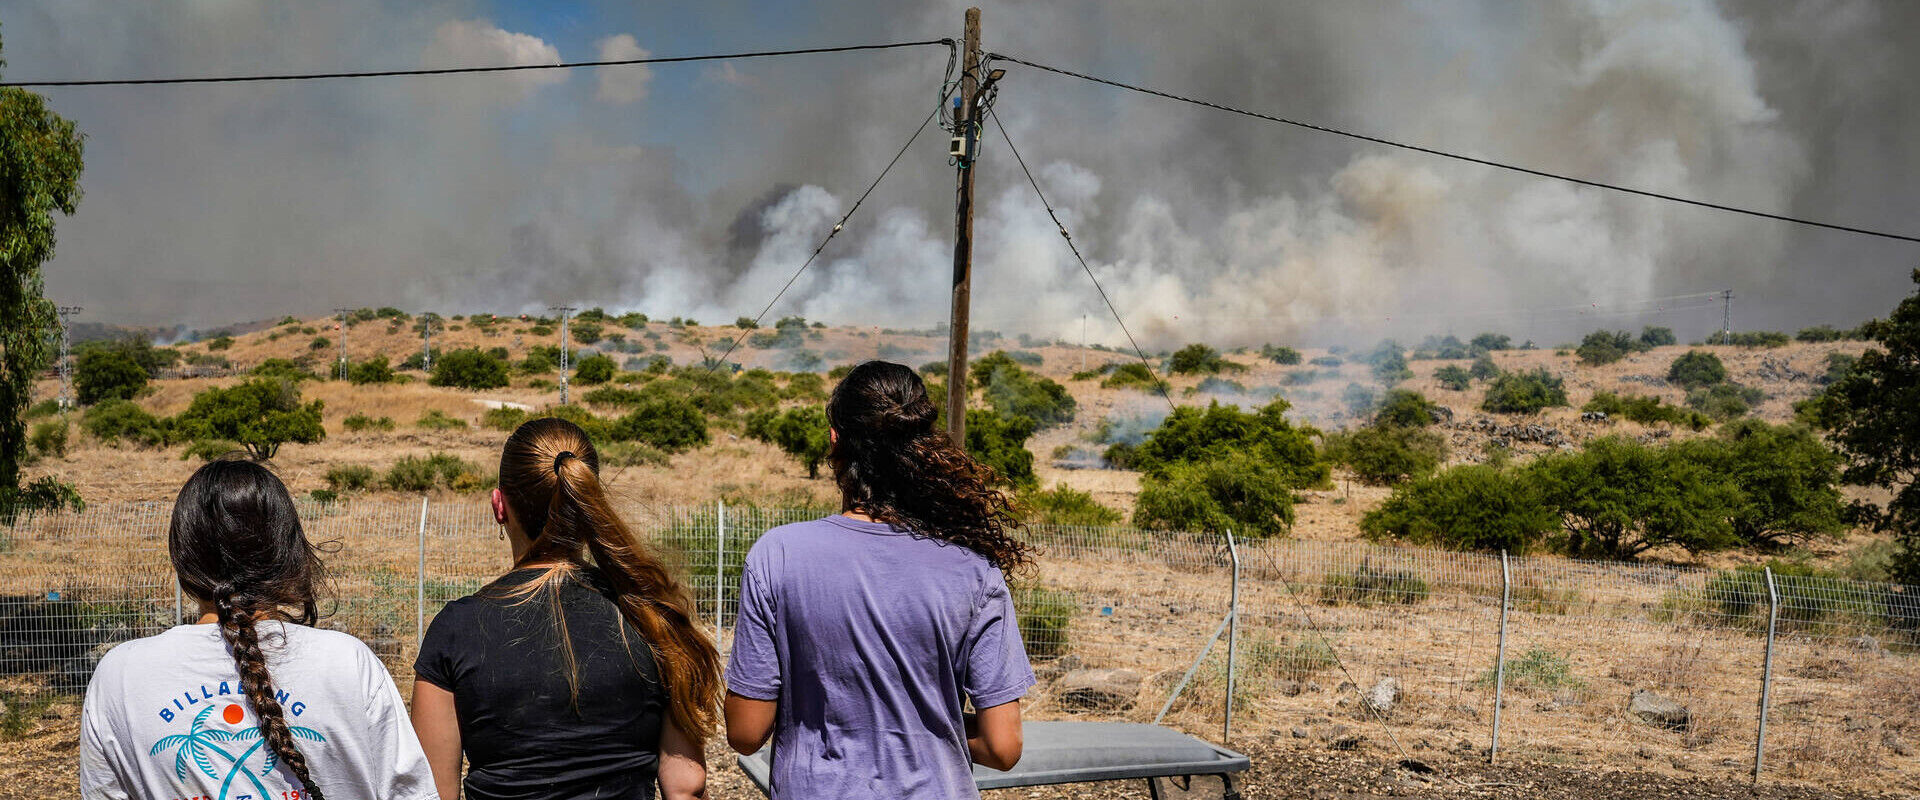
[411,417,719,800]
[724,360,1035,799]
[80,459,434,800]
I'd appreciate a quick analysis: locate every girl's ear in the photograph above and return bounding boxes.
[490,488,510,525]
[829,427,839,445]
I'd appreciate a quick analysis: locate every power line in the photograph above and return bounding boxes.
[986,52,1920,246]
[706,66,961,373]
[1,40,953,87]
[989,111,1177,414]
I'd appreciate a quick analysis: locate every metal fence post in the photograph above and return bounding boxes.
[1491,550,1511,763]
[1223,529,1240,744]
[716,500,726,634]
[416,496,429,647]
[1755,566,1779,783]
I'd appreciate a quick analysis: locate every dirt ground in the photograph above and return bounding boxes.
[7,699,1912,800]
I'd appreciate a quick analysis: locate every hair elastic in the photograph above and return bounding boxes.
[553,451,575,473]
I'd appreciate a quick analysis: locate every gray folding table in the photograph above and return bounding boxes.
[736,720,1248,798]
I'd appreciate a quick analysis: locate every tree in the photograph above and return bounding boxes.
[1575,330,1638,366]
[1133,451,1297,537]
[1366,340,1412,385]
[1468,354,1501,381]
[1470,333,1512,353]
[347,355,397,385]
[745,407,830,478]
[431,348,510,389]
[1433,365,1472,391]
[1672,420,1845,550]
[1802,270,1920,585]
[76,348,149,404]
[1639,326,1676,348]
[612,396,709,454]
[1169,344,1229,375]
[971,351,1076,429]
[1,60,85,506]
[1481,368,1568,414]
[1666,350,1727,389]
[573,354,617,385]
[1130,400,1328,489]
[964,408,1038,489]
[172,379,326,460]
[1361,465,1557,553]
[1260,345,1302,365]
[1324,424,1448,486]
[1373,389,1439,428]
[1525,436,1739,559]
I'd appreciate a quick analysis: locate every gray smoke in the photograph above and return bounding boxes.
[9,0,1918,346]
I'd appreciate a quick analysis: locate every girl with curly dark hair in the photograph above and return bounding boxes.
[724,360,1035,799]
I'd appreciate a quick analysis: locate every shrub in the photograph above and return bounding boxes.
[1319,564,1429,606]
[1672,420,1846,550]
[964,409,1038,489]
[971,351,1076,429]
[205,335,235,351]
[309,336,332,351]
[1127,400,1327,489]
[75,348,148,405]
[613,397,710,454]
[1795,324,1857,343]
[1411,335,1471,360]
[81,399,167,447]
[1582,392,1709,429]
[1433,365,1472,391]
[1639,326,1677,348]
[1101,362,1168,392]
[1687,382,1764,420]
[1361,464,1557,553]
[24,398,61,419]
[1309,355,1343,368]
[1169,344,1228,375]
[744,407,830,478]
[1468,354,1500,381]
[1480,368,1568,414]
[1525,436,1740,559]
[415,410,468,431]
[1366,340,1412,385]
[481,406,531,433]
[570,322,604,345]
[252,358,318,381]
[1373,389,1439,428]
[1575,330,1638,366]
[431,348,510,389]
[1134,452,1297,537]
[347,355,397,385]
[1342,383,1377,418]
[1261,345,1302,365]
[28,420,67,458]
[1478,647,1584,691]
[1666,350,1727,389]
[342,413,395,433]
[1012,583,1075,659]
[573,354,617,385]
[1020,484,1123,526]
[1717,330,1791,348]
[325,464,377,492]
[1471,333,1512,352]
[734,317,758,329]
[581,386,646,408]
[385,453,489,492]
[1325,424,1447,486]
[172,379,326,460]
[1817,352,1856,386]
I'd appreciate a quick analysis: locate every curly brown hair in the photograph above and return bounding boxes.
[827,361,1030,574]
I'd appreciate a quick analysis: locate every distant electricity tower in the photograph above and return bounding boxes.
[333,308,353,381]
[55,306,82,410]
[419,312,439,371]
[1720,290,1734,346]
[549,306,576,404]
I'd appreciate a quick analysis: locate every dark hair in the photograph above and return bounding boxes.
[168,459,328,800]
[496,417,722,744]
[827,361,1030,573]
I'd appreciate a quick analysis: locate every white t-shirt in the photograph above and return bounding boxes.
[80,622,437,800]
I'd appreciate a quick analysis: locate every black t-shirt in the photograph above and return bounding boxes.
[416,568,667,800]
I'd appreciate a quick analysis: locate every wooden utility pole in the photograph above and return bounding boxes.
[945,7,982,443]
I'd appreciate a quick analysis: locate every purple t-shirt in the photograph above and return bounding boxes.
[726,515,1036,799]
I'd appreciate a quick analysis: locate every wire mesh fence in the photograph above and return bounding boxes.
[3,500,1918,786]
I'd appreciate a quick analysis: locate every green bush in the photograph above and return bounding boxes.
[1575,329,1642,366]
[179,437,245,462]
[28,420,67,458]
[342,413,395,433]
[347,355,397,385]
[1169,344,1231,375]
[325,464,377,492]
[309,336,332,351]
[1638,326,1676,348]
[1319,564,1429,606]
[1309,355,1343,368]
[1373,389,1439,428]
[1525,436,1740,559]
[1012,583,1075,660]
[1582,392,1709,429]
[1133,452,1298,537]
[172,380,327,460]
[570,322,604,345]
[385,453,490,493]
[1666,350,1727,389]
[481,406,531,433]
[1795,324,1862,343]
[1366,340,1412,385]
[415,410,468,431]
[25,398,61,419]
[75,348,149,405]
[1127,400,1328,489]
[963,409,1038,489]
[1361,464,1557,553]
[1687,382,1764,420]
[1672,420,1846,550]
[1433,365,1471,391]
[971,351,1076,429]
[613,397,710,454]
[205,335,235,351]
[1261,345,1302,365]
[1020,484,1123,526]
[1468,354,1500,381]
[251,358,319,381]
[1717,330,1791,348]
[573,354,617,385]
[1325,424,1447,486]
[1411,335,1471,360]
[81,399,167,447]
[1480,368,1568,414]
[431,348,511,390]
[1342,383,1377,418]
[1101,362,1168,392]
[1477,647,1584,691]
[1471,333,1512,352]
[744,407,830,478]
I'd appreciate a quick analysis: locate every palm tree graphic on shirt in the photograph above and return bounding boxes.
[150,702,325,800]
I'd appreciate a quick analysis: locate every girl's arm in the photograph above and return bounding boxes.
[724,691,778,755]
[410,680,464,800]
[966,700,1025,771]
[656,721,708,800]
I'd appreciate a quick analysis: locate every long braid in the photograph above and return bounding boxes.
[216,595,326,800]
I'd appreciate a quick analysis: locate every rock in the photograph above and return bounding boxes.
[1278,680,1304,697]
[1629,689,1689,730]
[1329,732,1364,751]
[1534,700,1560,712]
[1056,668,1142,711]
[1292,726,1311,739]
[1885,731,1914,757]
[1364,677,1401,715]
[1581,411,1609,422]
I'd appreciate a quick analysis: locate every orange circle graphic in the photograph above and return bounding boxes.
[222,704,244,725]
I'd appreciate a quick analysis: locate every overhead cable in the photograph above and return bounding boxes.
[2,40,953,87]
[987,52,1920,246]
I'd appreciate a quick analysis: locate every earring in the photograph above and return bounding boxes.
[498,525,506,541]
